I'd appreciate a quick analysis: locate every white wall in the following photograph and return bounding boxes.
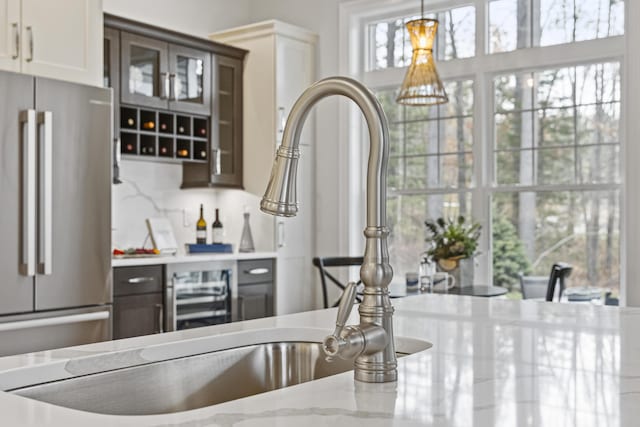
[112,160,273,254]
[103,0,251,38]
[247,0,355,261]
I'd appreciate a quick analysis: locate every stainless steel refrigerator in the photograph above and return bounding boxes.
[0,71,112,356]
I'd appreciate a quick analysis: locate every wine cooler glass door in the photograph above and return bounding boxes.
[173,268,231,330]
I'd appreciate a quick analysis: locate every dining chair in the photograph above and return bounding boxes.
[519,262,573,301]
[545,262,573,301]
[312,257,364,308]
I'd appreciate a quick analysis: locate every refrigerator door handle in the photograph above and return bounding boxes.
[0,310,110,332]
[20,110,37,277]
[38,111,53,275]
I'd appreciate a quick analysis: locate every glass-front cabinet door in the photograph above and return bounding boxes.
[121,32,169,109]
[213,55,243,186]
[168,45,211,115]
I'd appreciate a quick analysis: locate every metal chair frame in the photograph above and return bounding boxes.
[312,256,364,308]
[520,262,573,302]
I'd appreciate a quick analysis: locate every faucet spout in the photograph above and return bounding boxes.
[261,76,397,383]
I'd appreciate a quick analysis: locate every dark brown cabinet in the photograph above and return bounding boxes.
[236,259,274,321]
[182,55,243,188]
[104,13,246,188]
[120,32,211,115]
[238,283,273,321]
[113,265,164,339]
[114,293,163,339]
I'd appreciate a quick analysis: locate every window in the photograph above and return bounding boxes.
[492,61,621,290]
[368,5,475,70]
[489,0,624,53]
[353,0,625,299]
[494,63,621,186]
[377,80,474,274]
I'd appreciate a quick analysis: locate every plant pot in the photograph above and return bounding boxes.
[436,257,463,272]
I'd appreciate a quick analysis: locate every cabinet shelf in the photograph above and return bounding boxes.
[119,105,209,163]
[105,14,246,188]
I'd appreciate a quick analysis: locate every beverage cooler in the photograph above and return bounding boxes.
[165,261,233,331]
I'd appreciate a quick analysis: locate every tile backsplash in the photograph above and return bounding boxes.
[112,160,275,253]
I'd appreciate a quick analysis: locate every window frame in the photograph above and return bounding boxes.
[339,0,626,294]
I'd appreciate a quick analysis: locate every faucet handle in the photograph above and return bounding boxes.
[332,281,358,337]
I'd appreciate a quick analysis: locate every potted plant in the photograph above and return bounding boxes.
[424,216,481,285]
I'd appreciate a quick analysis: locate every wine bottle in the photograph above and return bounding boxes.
[196,204,207,244]
[212,208,223,244]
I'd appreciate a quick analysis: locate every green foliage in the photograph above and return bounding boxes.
[425,216,481,260]
[492,215,531,289]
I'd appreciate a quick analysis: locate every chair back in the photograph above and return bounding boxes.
[545,262,572,302]
[520,262,573,301]
[312,257,363,308]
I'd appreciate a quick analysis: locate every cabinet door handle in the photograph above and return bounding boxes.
[160,72,169,99]
[127,276,155,284]
[169,73,176,100]
[25,26,33,62]
[115,138,121,166]
[277,107,286,134]
[155,303,164,333]
[277,221,285,248]
[211,148,221,175]
[245,268,269,275]
[11,22,19,59]
[113,138,122,184]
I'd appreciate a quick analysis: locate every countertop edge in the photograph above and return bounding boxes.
[111,251,278,267]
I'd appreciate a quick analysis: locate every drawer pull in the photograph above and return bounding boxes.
[245,268,269,275]
[127,276,156,284]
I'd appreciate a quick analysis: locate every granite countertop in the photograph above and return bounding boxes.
[111,251,277,267]
[0,294,637,426]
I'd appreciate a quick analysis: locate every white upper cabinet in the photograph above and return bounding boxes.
[0,0,102,86]
[0,0,20,72]
[211,21,318,314]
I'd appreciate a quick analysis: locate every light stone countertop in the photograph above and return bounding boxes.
[111,251,277,267]
[0,294,637,426]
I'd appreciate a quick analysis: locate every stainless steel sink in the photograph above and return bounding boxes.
[9,329,432,416]
[11,341,416,415]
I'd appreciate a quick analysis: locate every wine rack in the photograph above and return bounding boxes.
[119,106,209,163]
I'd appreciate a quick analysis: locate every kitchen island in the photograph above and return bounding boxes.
[0,293,637,426]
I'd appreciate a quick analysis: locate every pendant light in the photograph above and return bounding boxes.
[396,0,448,105]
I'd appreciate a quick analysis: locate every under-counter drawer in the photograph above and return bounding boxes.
[237,259,274,285]
[114,265,163,296]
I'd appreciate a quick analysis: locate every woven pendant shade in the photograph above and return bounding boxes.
[396,18,448,106]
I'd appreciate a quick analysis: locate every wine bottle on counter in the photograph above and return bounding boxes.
[212,208,223,244]
[196,204,207,244]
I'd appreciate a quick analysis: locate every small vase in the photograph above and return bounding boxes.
[238,212,255,253]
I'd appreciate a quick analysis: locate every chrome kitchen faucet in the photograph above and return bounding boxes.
[260,76,396,383]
